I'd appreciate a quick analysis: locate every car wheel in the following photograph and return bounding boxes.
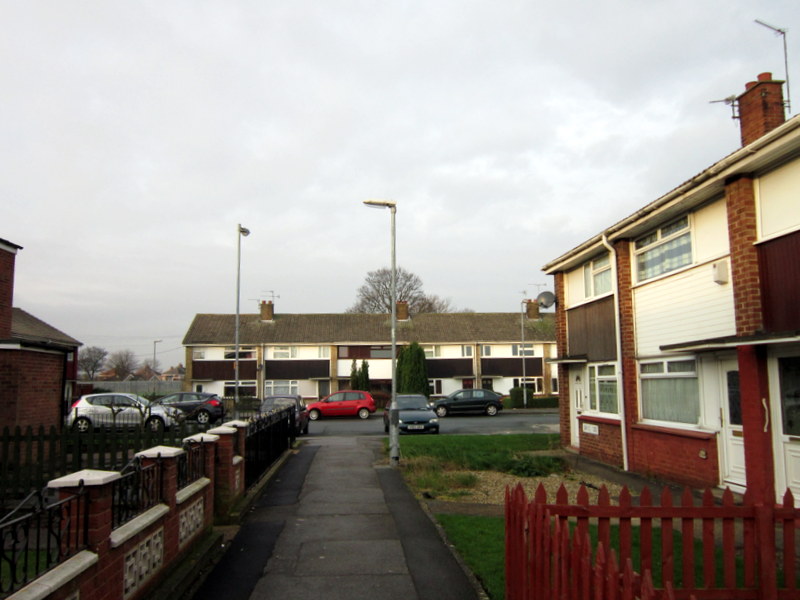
[195,410,211,425]
[145,417,165,433]
[486,404,498,416]
[358,408,370,420]
[73,417,92,433]
[309,409,320,421]
[435,406,448,417]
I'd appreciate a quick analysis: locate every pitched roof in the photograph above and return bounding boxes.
[183,312,555,346]
[10,308,81,349]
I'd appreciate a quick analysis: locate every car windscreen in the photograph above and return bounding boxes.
[262,399,295,410]
[396,397,429,410]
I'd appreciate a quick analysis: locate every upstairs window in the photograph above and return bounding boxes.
[224,347,254,359]
[512,343,534,357]
[584,254,612,298]
[635,216,692,282]
[318,346,330,359]
[480,345,492,357]
[423,345,441,358]
[273,346,297,359]
[461,345,473,357]
[192,350,206,360]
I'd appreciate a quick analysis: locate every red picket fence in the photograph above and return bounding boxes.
[505,483,799,600]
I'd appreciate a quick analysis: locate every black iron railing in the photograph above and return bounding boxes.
[243,408,294,489]
[111,458,163,529]
[0,486,89,597]
[177,443,205,490]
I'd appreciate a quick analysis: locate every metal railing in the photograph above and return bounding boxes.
[111,458,163,530]
[0,486,89,597]
[177,442,205,490]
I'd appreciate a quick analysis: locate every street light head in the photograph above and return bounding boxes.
[239,225,250,237]
[363,199,396,210]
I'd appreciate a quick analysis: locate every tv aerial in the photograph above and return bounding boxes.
[755,19,792,113]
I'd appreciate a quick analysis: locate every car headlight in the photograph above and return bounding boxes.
[430,418,438,423]
[397,419,404,424]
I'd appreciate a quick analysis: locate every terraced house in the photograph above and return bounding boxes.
[544,73,800,502]
[182,300,556,400]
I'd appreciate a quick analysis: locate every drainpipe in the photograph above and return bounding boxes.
[602,234,629,471]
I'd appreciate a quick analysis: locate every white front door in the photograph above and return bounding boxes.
[569,367,585,448]
[719,360,746,491]
[773,355,800,499]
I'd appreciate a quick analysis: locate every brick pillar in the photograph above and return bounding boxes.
[0,243,17,338]
[554,272,571,447]
[726,175,764,336]
[208,424,245,518]
[614,240,638,469]
[49,469,121,555]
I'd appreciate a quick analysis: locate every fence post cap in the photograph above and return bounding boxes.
[207,425,238,435]
[183,433,220,444]
[48,469,122,489]
[136,445,185,459]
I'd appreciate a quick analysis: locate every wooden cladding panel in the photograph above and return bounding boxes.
[759,230,800,332]
[191,360,257,380]
[481,357,543,377]
[264,360,329,379]
[566,296,617,361]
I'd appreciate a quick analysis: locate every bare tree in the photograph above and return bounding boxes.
[347,267,455,314]
[77,346,108,380]
[106,350,139,381]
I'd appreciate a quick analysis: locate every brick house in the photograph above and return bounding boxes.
[0,237,81,429]
[183,300,556,401]
[543,73,800,503]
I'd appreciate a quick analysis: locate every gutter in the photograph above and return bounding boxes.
[601,234,629,471]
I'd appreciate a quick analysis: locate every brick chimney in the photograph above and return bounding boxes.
[397,301,409,321]
[525,299,539,320]
[737,72,786,146]
[0,239,21,339]
[260,300,274,322]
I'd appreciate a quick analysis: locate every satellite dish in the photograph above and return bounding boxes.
[536,290,556,309]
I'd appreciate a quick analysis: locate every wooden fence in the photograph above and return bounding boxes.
[505,483,799,600]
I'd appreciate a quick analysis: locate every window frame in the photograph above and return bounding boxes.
[265,379,299,396]
[583,254,612,299]
[273,346,297,359]
[423,345,441,358]
[634,216,693,283]
[639,357,700,425]
[512,343,535,357]
[587,363,619,416]
[461,345,474,357]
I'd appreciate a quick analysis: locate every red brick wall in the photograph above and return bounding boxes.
[0,247,14,338]
[0,349,65,429]
[554,272,571,447]
[726,175,764,336]
[578,417,624,467]
[737,73,785,147]
[629,425,719,488]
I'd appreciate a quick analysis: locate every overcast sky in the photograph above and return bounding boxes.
[3,1,798,370]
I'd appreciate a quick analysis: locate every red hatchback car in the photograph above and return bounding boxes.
[306,390,376,420]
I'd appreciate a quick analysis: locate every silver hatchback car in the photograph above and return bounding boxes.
[66,393,180,433]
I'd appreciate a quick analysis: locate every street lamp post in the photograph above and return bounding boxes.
[363,199,399,467]
[235,224,250,413]
[520,298,527,409]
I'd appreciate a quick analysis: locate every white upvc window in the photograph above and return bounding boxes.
[423,345,441,358]
[224,346,255,359]
[318,346,330,359]
[512,343,534,357]
[461,345,473,357]
[192,350,206,360]
[640,357,699,424]
[273,346,297,359]
[583,254,612,298]
[635,216,693,282]
[481,345,492,357]
[588,363,618,415]
[265,380,299,395]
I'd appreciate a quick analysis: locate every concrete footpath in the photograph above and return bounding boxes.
[191,436,482,600]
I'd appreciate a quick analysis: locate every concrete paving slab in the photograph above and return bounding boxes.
[280,514,398,543]
[296,539,408,576]
[249,573,418,600]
